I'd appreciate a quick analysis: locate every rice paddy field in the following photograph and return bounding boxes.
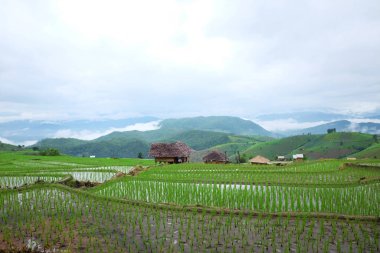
[0,151,379,252]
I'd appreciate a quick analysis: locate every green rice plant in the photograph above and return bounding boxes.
[91,178,380,216]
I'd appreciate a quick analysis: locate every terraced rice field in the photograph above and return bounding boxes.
[0,152,379,252]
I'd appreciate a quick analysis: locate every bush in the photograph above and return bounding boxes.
[39,148,60,156]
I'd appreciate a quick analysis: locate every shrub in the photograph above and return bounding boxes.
[39,148,60,156]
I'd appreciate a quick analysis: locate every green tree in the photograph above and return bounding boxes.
[39,148,60,156]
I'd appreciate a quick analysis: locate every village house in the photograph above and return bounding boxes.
[249,155,270,165]
[292,154,304,161]
[277,155,285,161]
[149,141,192,164]
[203,150,228,164]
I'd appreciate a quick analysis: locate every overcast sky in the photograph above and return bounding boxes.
[1,0,380,122]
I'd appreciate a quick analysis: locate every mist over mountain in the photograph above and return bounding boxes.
[255,111,349,123]
[0,116,158,145]
[281,120,380,136]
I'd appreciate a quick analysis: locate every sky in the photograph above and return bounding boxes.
[1,0,380,123]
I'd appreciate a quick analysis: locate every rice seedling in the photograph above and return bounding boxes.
[0,152,378,252]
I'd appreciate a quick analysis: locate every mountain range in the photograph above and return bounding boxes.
[1,114,380,160]
[31,116,272,158]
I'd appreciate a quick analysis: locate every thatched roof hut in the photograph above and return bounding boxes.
[249,155,270,164]
[149,141,192,164]
[202,150,228,164]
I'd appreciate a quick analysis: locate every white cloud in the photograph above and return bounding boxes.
[0,137,15,145]
[0,0,379,121]
[349,118,380,124]
[120,121,161,132]
[53,121,161,140]
[347,120,380,134]
[0,136,37,146]
[254,119,330,132]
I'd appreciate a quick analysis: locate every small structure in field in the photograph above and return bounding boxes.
[249,155,270,165]
[89,155,96,158]
[277,155,285,161]
[203,150,228,164]
[347,157,357,161]
[149,141,192,164]
[292,154,304,161]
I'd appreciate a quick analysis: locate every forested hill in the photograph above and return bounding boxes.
[34,129,266,158]
[240,132,378,160]
[159,116,274,137]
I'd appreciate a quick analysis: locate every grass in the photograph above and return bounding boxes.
[0,150,154,170]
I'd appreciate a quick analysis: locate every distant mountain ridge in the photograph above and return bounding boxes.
[255,111,349,122]
[282,120,380,136]
[3,113,380,145]
[3,115,380,159]
[0,116,158,144]
[160,116,274,137]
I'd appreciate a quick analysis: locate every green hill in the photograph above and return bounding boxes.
[68,138,150,158]
[34,131,378,160]
[190,142,257,163]
[242,135,319,160]
[35,137,150,158]
[352,143,380,159]
[34,129,262,158]
[36,138,87,149]
[302,132,374,159]
[188,134,262,162]
[160,116,273,136]
[0,141,18,151]
[95,128,184,143]
[242,132,375,160]
[163,130,229,150]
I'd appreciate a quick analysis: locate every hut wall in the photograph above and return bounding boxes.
[155,157,189,164]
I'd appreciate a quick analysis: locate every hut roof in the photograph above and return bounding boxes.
[202,150,228,162]
[249,155,270,164]
[149,141,192,158]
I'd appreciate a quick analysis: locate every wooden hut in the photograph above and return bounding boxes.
[203,150,228,164]
[149,141,192,164]
[249,155,270,165]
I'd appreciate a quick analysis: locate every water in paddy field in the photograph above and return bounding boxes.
[0,176,62,188]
